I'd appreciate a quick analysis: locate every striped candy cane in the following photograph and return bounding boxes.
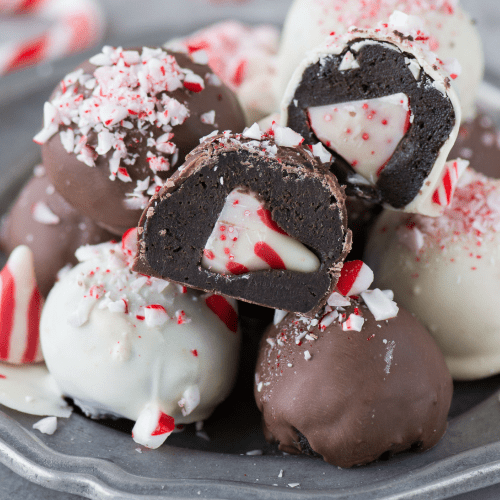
[431,158,469,208]
[0,246,44,364]
[0,0,105,75]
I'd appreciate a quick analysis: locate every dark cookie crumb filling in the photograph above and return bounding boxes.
[135,138,351,316]
[286,39,456,208]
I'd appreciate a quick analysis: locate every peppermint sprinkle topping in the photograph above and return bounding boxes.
[33,46,213,196]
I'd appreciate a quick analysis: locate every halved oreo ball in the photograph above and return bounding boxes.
[282,26,462,216]
[133,127,352,316]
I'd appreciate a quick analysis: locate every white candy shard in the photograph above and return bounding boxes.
[319,310,338,330]
[311,142,333,163]
[178,385,201,417]
[327,292,350,307]
[338,50,360,71]
[342,313,365,332]
[396,224,425,254]
[31,202,60,225]
[243,123,263,140]
[200,110,216,125]
[145,304,169,327]
[132,403,175,449]
[67,296,96,327]
[361,289,399,321]
[273,126,304,147]
[33,416,57,435]
[273,309,288,326]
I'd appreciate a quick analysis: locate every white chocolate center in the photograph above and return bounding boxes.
[201,189,320,275]
[308,93,411,184]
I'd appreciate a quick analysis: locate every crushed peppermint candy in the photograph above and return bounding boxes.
[392,169,500,254]
[32,46,218,201]
[31,202,60,225]
[259,291,399,380]
[66,232,202,329]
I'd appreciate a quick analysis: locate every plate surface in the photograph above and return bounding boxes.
[1,21,500,500]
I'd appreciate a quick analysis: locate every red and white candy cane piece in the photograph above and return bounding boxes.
[205,294,238,333]
[0,0,105,76]
[431,159,469,208]
[121,227,138,260]
[132,403,175,449]
[0,246,43,364]
[336,260,374,297]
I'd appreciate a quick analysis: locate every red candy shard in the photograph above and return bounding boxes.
[432,159,468,208]
[231,60,247,88]
[122,227,138,258]
[0,246,44,364]
[226,261,249,275]
[0,266,15,361]
[152,412,175,436]
[336,260,373,297]
[256,207,288,235]
[22,286,42,364]
[205,295,238,333]
[254,242,286,270]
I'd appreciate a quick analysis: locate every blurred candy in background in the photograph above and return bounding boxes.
[0,0,105,76]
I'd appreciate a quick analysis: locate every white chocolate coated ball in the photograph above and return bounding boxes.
[365,169,500,380]
[277,0,483,121]
[40,240,241,424]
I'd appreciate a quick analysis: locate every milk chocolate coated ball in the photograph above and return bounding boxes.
[36,46,246,235]
[255,303,452,467]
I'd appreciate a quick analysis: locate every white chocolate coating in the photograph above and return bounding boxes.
[277,0,483,121]
[365,168,500,380]
[202,189,320,275]
[0,362,72,418]
[40,239,241,427]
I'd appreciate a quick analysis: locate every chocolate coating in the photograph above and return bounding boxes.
[0,169,114,296]
[134,132,351,316]
[254,304,453,468]
[449,112,500,179]
[345,195,381,260]
[41,49,246,235]
[285,39,457,208]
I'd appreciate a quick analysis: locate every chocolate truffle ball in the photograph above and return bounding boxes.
[277,0,483,121]
[449,112,500,179]
[35,46,246,235]
[0,166,114,297]
[255,300,453,468]
[133,125,352,317]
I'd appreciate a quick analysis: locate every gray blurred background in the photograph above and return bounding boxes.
[0,0,499,498]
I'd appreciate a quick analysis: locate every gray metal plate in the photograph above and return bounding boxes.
[1,22,500,500]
